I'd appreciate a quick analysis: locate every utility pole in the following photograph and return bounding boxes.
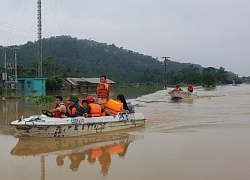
[2,46,19,98]
[13,47,18,82]
[37,0,42,77]
[161,57,170,89]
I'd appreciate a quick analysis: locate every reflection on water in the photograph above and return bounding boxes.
[1,100,18,125]
[10,133,143,178]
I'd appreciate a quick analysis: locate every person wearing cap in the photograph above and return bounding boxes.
[84,96,106,117]
[61,95,85,118]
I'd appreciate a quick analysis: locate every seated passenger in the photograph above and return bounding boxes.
[61,95,84,118]
[174,85,183,91]
[187,84,194,93]
[80,99,88,108]
[104,98,124,116]
[48,95,66,118]
[117,94,129,113]
[65,100,71,107]
[85,96,106,117]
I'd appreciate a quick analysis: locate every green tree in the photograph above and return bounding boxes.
[217,67,230,84]
[46,75,63,90]
[42,57,55,77]
[202,67,217,87]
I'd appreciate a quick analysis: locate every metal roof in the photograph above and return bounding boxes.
[64,77,115,84]
[83,78,115,84]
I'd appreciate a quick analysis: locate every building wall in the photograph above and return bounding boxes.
[33,79,46,92]
[18,78,46,96]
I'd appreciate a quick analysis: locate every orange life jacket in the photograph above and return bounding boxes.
[188,84,194,92]
[97,80,110,99]
[91,146,103,159]
[88,103,102,117]
[104,99,123,115]
[67,106,76,115]
[65,101,70,107]
[54,103,65,118]
[108,144,124,155]
[101,111,106,116]
[67,105,83,117]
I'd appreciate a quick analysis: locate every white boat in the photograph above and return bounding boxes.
[10,112,146,138]
[168,90,197,99]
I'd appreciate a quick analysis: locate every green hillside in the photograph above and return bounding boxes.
[8,36,200,78]
[1,36,243,89]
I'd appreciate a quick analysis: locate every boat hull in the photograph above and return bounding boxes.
[11,113,146,138]
[168,91,196,99]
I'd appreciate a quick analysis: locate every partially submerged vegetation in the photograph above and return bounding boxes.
[32,95,54,105]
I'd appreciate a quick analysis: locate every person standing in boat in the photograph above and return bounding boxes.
[48,95,66,118]
[61,95,84,118]
[97,75,110,107]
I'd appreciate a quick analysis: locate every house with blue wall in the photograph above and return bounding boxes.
[18,78,46,96]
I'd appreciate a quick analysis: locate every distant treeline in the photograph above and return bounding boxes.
[0,36,245,90]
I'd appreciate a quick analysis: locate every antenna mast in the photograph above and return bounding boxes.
[37,0,42,77]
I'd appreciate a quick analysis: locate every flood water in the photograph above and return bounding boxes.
[1,84,250,180]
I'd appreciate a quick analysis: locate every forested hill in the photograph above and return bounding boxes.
[1,36,202,83]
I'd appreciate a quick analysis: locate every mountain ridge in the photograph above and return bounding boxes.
[1,36,204,82]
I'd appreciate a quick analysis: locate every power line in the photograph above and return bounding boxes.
[6,0,22,45]
[47,0,65,35]
[12,0,33,45]
[57,0,70,35]
[0,21,36,35]
[0,20,51,38]
[54,0,69,35]
[0,28,36,41]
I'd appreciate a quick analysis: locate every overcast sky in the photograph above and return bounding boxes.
[0,0,249,76]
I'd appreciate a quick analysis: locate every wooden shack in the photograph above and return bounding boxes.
[62,77,115,92]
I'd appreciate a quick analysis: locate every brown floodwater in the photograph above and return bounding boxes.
[1,84,250,180]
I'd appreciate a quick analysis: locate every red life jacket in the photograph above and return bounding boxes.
[54,103,65,118]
